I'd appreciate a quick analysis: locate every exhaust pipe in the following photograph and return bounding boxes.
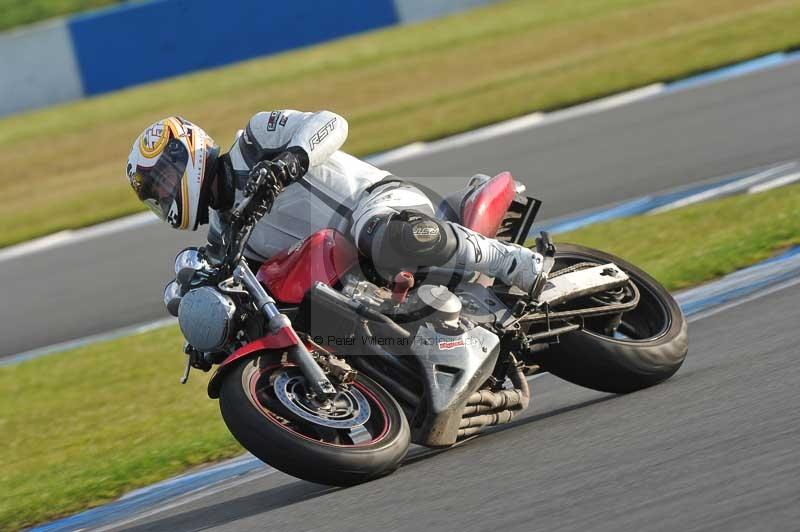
[457,358,530,438]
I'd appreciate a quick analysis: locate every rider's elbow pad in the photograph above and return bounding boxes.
[291,111,348,166]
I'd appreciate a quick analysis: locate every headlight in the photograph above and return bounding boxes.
[178,287,237,352]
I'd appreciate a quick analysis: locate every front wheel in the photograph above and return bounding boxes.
[536,243,688,394]
[219,356,410,486]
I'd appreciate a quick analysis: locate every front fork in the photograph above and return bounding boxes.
[233,262,337,399]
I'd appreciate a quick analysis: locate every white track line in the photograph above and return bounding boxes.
[648,162,796,214]
[0,317,175,367]
[0,211,156,264]
[748,171,800,194]
[366,141,428,167]
[532,83,664,127]
[90,468,283,532]
[0,230,74,262]
[683,274,800,323]
[367,112,546,167]
[371,83,664,166]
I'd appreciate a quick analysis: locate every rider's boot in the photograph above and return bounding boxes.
[444,223,549,299]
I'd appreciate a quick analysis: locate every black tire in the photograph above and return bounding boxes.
[537,243,688,394]
[219,356,410,486]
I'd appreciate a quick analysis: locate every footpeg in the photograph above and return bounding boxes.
[536,231,557,272]
[529,231,557,302]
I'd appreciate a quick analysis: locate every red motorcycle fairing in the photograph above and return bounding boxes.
[256,228,359,304]
[461,171,517,237]
[208,327,306,398]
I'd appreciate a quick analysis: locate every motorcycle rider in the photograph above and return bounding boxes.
[126,111,547,295]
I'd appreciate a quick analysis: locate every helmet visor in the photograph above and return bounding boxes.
[132,139,189,222]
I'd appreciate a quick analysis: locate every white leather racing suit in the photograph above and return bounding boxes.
[208,109,544,294]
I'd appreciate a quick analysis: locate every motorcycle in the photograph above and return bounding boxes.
[165,170,688,486]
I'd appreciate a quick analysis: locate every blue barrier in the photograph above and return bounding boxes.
[1,0,497,114]
[68,0,399,95]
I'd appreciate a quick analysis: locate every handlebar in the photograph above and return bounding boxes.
[220,173,337,399]
[216,167,282,276]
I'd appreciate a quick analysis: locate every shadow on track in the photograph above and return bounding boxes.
[120,395,615,531]
[400,394,616,465]
[119,481,338,532]
[454,393,619,444]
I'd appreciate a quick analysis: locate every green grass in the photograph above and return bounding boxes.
[0,327,238,531]
[2,0,800,248]
[2,183,800,530]
[0,0,124,31]
[555,185,800,290]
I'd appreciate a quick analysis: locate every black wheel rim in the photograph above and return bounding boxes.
[245,363,391,447]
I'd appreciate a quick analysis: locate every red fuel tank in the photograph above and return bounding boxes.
[256,229,359,304]
[461,171,516,237]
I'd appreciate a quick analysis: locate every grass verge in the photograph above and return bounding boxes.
[0,0,122,32]
[2,183,800,530]
[554,185,800,290]
[2,0,800,247]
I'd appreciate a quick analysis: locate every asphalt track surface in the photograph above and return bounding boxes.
[2,61,800,360]
[104,284,800,532]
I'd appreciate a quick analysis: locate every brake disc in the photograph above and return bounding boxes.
[273,369,371,429]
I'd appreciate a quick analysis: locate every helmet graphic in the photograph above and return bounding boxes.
[126,116,219,230]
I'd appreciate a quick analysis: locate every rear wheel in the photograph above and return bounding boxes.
[537,243,688,393]
[219,356,410,485]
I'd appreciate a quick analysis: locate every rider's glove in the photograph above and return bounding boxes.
[262,148,309,186]
[245,148,309,213]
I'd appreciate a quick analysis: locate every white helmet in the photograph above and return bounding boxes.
[126,116,219,230]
